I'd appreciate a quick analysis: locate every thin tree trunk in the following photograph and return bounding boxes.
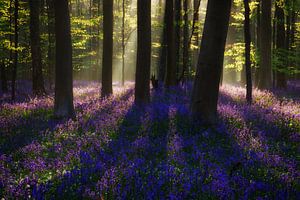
[290,3,295,47]
[191,0,201,71]
[54,0,75,118]
[8,0,13,91]
[29,0,46,95]
[275,0,286,88]
[191,0,232,124]
[175,0,181,82]
[121,0,125,86]
[1,62,8,92]
[158,2,168,82]
[255,1,261,87]
[244,0,252,104]
[46,0,55,90]
[165,0,177,87]
[135,0,151,104]
[193,0,200,45]
[11,0,19,101]
[89,0,93,69]
[101,0,113,97]
[181,0,190,83]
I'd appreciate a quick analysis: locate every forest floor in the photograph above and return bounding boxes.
[0,81,299,199]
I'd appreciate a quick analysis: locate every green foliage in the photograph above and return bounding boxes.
[224,43,256,72]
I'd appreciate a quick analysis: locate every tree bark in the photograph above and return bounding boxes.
[46,0,55,90]
[181,0,190,83]
[101,0,113,97]
[255,1,261,87]
[29,0,46,95]
[193,0,200,45]
[54,0,75,118]
[244,0,252,104]
[165,0,177,87]
[135,0,151,104]
[258,0,272,89]
[121,0,125,86]
[275,1,286,88]
[0,62,8,93]
[158,1,168,82]
[175,0,182,81]
[11,0,19,101]
[191,0,232,124]
[290,2,296,47]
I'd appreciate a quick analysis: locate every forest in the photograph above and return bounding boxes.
[0,0,299,199]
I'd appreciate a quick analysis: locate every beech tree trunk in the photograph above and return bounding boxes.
[165,0,177,87]
[175,0,181,81]
[244,0,252,104]
[46,0,55,90]
[101,0,113,97]
[255,1,261,87]
[54,0,75,118]
[275,1,286,88]
[182,0,190,82]
[258,0,272,89]
[158,2,168,82]
[191,0,232,124]
[193,0,200,44]
[121,0,125,86]
[0,62,8,93]
[135,0,151,104]
[29,0,46,95]
[11,0,19,101]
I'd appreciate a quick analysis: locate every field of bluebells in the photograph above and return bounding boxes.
[0,81,299,199]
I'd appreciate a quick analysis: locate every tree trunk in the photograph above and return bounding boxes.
[175,0,182,81]
[191,0,232,124]
[191,0,201,71]
[121,0,125,86]
[255,1,261,87]
[11,0,19,101]
[165,0,177,87]
[0,62,8,93]
[258,0,272,89]
[290,2,295,47]
[54,0,75,118]
[181,0,190,83]
[101,0,113,97]
[244,0,252,104]
[135,0,151,104]
[158,1,168,82]
[29,0,46,95]
[275,1,286,88]
[46,0,55,90]
[193,0,200,45]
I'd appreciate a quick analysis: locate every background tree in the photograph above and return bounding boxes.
[191,0,232,123]
[244,0,252,104]
[135,0,151,104]
[158,1,168,82]
[11,0,19,100]
[54,0,75,118]
[175,0,182,80]
[101,0,113,97]
[165,0,177,87]
[181,0,190,83]
[46,0,55,90]
[121,0,125,86]
[274,0,286,88]
[258,0,272,89]
[29,0,45,95]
